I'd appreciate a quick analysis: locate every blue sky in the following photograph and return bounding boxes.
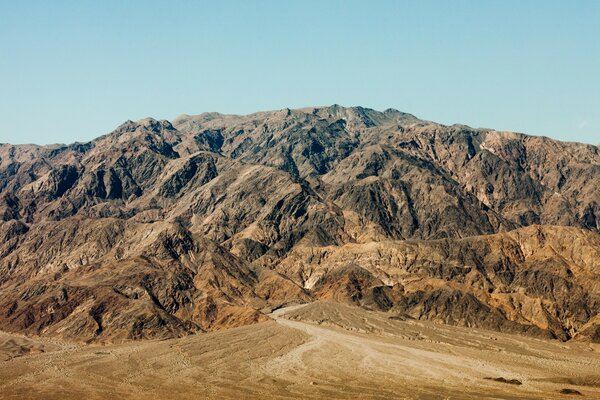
[0,0,598,145]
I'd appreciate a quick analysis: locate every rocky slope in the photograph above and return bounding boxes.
[1,105,600,342]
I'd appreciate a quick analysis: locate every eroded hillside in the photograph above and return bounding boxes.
[1,106,600,342]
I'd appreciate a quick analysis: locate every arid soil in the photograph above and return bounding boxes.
[1,301,599,399]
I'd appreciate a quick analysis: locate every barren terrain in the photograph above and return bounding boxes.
[2,106,600,398]
[1,301,599,399]
[2,106,600,343]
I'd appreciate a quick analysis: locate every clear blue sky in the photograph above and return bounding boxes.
[0,0,598,145]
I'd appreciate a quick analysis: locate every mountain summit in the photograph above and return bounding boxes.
[1,106,600,343]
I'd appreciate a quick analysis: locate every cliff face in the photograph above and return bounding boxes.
[1,106,600,342]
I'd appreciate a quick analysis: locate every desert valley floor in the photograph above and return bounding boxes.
[1,301,599,400]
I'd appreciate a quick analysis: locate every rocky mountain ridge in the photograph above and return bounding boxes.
[1,105,600,343]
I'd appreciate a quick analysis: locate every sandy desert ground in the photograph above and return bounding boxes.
[1,301,600,399]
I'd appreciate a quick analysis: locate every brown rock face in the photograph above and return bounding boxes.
[1,105,600,342]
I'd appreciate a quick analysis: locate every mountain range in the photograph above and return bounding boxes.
[1,105,600,343]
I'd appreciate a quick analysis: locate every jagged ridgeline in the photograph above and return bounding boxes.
[1,105,600,343]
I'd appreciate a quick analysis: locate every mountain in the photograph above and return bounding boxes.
[1,105,600,343]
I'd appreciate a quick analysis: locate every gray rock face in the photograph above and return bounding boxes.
[1,106,600,342]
